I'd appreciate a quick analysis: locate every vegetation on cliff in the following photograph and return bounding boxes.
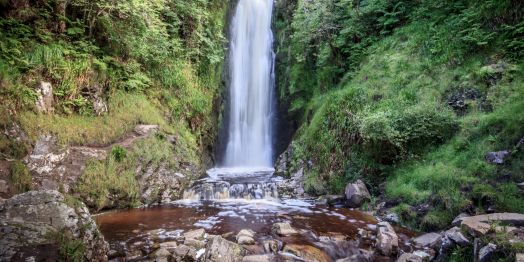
[275,0,524,230]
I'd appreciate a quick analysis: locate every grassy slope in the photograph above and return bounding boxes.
[288,14,524,230]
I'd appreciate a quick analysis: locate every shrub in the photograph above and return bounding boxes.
[111,145,127,162]
[9,160,31,192]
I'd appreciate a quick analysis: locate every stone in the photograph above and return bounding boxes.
[242,254,275,262]
[237,229,255,245]
[445,227,470,246]
[35,81,54,113]
[149,247,172,261]
[41,179,58,190]
[134,125,160,136]
[263,239,280,253]
[203,236,245,262]
[0,190,109,261]
[275,167,306,198]
[485,150,510,164]
[92,95,108,116]
[478,243,497,262]
[516,253,524,262]
[344,180,371,208]
[159,241,178,251]
[184,228,205,240]
[518,182,524,189]
[173,244,197,261]
[457,213,524,236]
[272,223,298,236]
[0,180,7,193]
[412,232,442,249]
[451,213,470,226]
[376,222,398,256]
[385,213,400,224]
[184,238,206,249]
[396,253,423,262]
[282,244,331,262]
[412,250,432,261]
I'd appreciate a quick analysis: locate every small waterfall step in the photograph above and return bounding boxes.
[182,167,280,201]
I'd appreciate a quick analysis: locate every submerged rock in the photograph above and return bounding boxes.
[0,190,109,261]
[375,222,398,256]
[344,180,371,208]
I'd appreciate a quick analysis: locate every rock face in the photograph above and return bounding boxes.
[0,190,109,261]
[375,222,398,256]
[203,235,246,262]
[35,81,54,113]
[344,180,371,208]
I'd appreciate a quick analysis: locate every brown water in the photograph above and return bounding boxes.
[95,200,415,260]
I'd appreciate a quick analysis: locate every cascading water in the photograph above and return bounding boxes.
[183,0,278,201]
[223,0,275,168]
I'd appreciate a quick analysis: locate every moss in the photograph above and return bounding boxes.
[9,160,31,192]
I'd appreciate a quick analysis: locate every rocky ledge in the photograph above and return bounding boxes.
[0,190,109,261]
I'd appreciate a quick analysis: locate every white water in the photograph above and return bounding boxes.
[223,0,275,168]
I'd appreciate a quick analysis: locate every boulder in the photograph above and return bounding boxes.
[134,125,160,136]
[159,241,178,252]
[444,227,470,246]
[35,81,54,113]
[173,244,197,261]
[485,150,510,164]
[272,223,298,236]
[263,239,281,253]
[149,247,172,262]
[344,180,371,208]
[478,243,497,262]
[0,190,109,261]
[376,222,398,256]
[237,229,256,245]
[282,244,331,262]
[412,232,442,249]
[203,235,246,262]
[184,228,205,240]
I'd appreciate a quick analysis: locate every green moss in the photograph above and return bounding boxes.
[9,160,31,192]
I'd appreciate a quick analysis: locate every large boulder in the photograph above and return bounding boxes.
[344,180,371,208]
[203,235,246,262]
[375,222,398,256]
[0,190,109,261]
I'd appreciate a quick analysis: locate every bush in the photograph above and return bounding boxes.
[111,145,127,162]
[9,160,31,192]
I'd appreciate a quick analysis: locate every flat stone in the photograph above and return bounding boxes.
[376,222,398,256]
[242,254,275,262]
[184,228,205,240]
[412,232,442,249]
[272,223,298,236]
[457,213,524,236]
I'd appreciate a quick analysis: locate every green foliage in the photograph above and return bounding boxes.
[9,160,32,192]
[48,231,86,262]
[111,145,127,162]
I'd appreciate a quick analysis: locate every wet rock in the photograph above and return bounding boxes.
[478,243,497,262]
[263,239,281,253]
[376,222,398,256]
[203,235,246,262]
[275,167,305,198]
[0,190,109,261]
[412,232,442,249]
[134,125,160,136]
[445,227,470,246]
[272,223,298,236]
[485,150,510,164]
[282,244,331,262]
[237,229,255,245]
[35,81,54,113]
[344,180,371,208]
[242,254,275,262]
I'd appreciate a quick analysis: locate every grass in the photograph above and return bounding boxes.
[9,160,31,192]
[18,92,173,146]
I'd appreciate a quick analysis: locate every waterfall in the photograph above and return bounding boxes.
[223,0,275,168]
